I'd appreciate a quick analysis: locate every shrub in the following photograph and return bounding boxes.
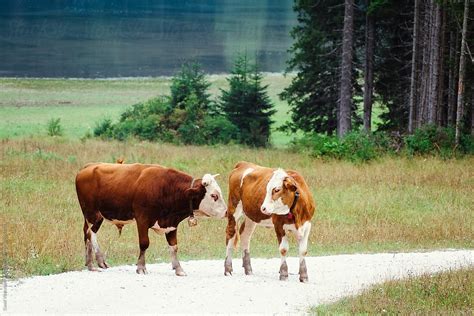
[292,131,383,162]
[90,62,240,146]
[201,115,239,145]
[46,118,63,137]
[460,133,474,154]
[405,125,456,157]
[93,118,113,138]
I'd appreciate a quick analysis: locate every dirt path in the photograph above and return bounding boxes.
[4,250,473,314]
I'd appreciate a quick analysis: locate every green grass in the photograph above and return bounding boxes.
[0,74,295,145]
[312,268,474,314]
[1,138,472,277]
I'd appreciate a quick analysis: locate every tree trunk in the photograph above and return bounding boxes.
[428,0,441,124]
[418,1,432,127]
[338,0,354,138]
[447,29,457,126]
[437,3,446,126]
[471,84,474,136]
[455,0,469,146]
[408,0,421,133]
[363,1,375,133]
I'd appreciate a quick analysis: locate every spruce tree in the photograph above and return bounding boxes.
[280,0,350,136]
[170,61,211,111]
[220,55,276,147]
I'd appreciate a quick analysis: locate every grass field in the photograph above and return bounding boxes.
[313,267,474,314]
[0,74,296,146]
[1,77,473,314]
[1,137,472,277]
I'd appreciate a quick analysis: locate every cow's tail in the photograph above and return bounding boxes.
[233,220,245,249]
[116,224,124,236]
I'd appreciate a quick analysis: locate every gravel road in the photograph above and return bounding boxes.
[3,250,473,314]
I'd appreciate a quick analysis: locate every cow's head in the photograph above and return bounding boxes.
[260,169,298,216]
[188,174,227,218]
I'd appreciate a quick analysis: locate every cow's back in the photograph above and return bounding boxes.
[75,163,164,221]
[228,161,273,221]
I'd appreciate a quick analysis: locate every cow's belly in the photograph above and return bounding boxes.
[98,200,134,222]
[257,218,274,228]
[103,218,135,226]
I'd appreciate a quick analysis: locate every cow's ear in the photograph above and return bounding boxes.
[283,177,297,192]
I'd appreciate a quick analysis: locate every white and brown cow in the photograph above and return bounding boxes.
[76,162,227,275]
[224,161,315,282]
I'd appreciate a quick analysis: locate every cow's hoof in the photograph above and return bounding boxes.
[244,269,253,275]
[279,275,288,281]
[136,266,147,274]
[175,267,187,276]
[98,261,109,269]
[299,276,309,283]
[224,266,233,276]
[87,265,98,272]
[224,261,233,276]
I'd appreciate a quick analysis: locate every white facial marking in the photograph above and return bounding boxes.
[90,232,100,254]
[240,168,254,187]
[197,174,227,218]
[261,169,290,215]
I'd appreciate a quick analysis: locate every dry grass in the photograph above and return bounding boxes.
[1,138,473,277]
[313,267,474,314]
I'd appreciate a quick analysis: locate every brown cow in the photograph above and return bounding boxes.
[75,163,227,275]
[224,161,315,282]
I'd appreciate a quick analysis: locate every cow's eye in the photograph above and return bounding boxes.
[273,188,280,194]
[211,194,218,201]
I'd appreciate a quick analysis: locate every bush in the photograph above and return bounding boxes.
[342,132,379,162]
[460,133,474,154]
[202,115,239,145]
[91,62,240,146]
[46,118,63,136]
[292,131,384,162]
[293,126,473,162]
[93,118,113,138]
[405,125,456,157]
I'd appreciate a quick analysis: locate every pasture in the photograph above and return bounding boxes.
[0,74,295,146]
[1,137,472,277]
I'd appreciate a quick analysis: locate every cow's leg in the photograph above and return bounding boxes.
[166,229,186,276]
[295,221,312,283]
[274,224,289,281]
[225,199,244,276]
[83,220,95,271]
[90,217,108,269]
[240,216,257,275]
[136,220,149,274]
[224,213,237,276]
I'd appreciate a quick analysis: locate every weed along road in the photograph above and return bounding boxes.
[4,250,473,314]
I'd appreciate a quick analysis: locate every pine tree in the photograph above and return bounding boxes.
[220,55,276,147]
[280,0,346,135]
[170,61,211,111]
